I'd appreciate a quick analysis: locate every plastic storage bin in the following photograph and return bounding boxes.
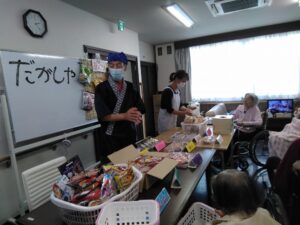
[96,200,160,225]
[181,121,207,135]
[177,202,220,225]
[50,165,143,225]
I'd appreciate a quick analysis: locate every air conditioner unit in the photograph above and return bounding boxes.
[205,0,272,17]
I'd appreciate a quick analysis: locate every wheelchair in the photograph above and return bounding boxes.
[254,139,300,225]
[231,129,269,169]
[226,111,269,170]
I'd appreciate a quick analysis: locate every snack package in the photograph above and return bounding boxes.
[103,165,127,174]
[61,185,75,202]
[168,152,191,168]
[184,115,205,124]
[101,173,117,201]
[71,190,90,204]
[52,183,63,199]
[58,155,84,179]
[129,156,163,173]
[67,168,102,187]
[78,64,92,85]
[82,91,95,111]
[114,166,134,192]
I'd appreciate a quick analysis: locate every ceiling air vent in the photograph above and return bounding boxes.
[205,0,272,17]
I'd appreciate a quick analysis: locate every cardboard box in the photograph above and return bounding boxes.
[212,115,233,135]
[108,145,178,190]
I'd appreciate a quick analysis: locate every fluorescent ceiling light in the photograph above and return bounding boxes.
[165,3,194,28]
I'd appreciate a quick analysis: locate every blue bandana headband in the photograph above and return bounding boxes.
[108,52,128,65]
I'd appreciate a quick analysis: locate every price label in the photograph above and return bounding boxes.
[155,187,171,213]
[139,148,149,156]
[186,141,196,152]
[155,140,166,152]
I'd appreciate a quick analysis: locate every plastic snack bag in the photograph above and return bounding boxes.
[82,91,94,111]
[100,173,117,201]
[114,166,134,192]
[78,64,92,85]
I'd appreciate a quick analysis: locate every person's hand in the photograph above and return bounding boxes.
[215,209,225,217]
[184,108,193,116]
[236,121,244,126]
[235,119,244,126]
[188,106,197,110]
[124,107,142,124]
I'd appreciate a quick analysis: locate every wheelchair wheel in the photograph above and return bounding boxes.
[249,130,270,167]
[238,159,249,171]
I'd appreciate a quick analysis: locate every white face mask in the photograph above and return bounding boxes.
[177,82,186,89]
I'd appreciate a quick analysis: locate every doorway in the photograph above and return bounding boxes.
[141,61,157,136]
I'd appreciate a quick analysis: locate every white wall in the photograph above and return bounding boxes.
[0,0,142,223]
[0,0,140,58]
[155,43,176,91]
[139,40,155,63]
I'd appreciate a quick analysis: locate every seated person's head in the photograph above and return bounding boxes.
[211,169,264,217]
[243,93,258,109]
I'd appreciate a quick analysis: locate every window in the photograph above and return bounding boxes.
[190,31,300,101]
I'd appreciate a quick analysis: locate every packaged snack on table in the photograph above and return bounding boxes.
[135,137,160,152]
[181,115,207,135]
[164,133,197,152]
[168,152,191,168]
[184,115,205,124]
[164,141,184,152]
[129,155,163,173]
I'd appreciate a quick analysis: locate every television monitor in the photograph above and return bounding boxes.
[267,99,294,114]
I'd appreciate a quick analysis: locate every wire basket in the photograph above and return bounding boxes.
[177,202,220,225]
[50,165,143,225]
[96,200,160,225]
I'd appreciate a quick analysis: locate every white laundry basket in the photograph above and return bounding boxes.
[96,200,160,225]
[50,165,143,225]
[177,202,220,225]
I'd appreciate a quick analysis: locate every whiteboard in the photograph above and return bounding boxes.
[0,50,98,144]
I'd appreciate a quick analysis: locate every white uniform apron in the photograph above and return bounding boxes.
[158,87,181,134]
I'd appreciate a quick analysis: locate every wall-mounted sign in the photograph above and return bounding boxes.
[118,20,125,31]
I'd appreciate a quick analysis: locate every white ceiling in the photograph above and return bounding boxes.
[62,0,300,44]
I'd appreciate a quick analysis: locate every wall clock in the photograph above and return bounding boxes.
[23,9,47,38]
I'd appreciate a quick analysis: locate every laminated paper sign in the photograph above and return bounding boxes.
[92,59,107,72]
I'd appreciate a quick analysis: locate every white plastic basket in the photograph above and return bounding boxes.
[177,202,220,225]
[96,200,160,225]
[50,165,143,225]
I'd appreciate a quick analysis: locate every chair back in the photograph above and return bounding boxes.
[21,156,66,211]
[273,139,300,202]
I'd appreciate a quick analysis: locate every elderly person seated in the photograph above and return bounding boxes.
[268,110,300,159]
[211,169,280,225]
[233,93,263,141]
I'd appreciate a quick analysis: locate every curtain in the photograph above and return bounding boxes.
[190,30,300,101]
[175,48,192,103]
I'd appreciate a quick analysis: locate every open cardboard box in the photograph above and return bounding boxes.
[108,145,178,191]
